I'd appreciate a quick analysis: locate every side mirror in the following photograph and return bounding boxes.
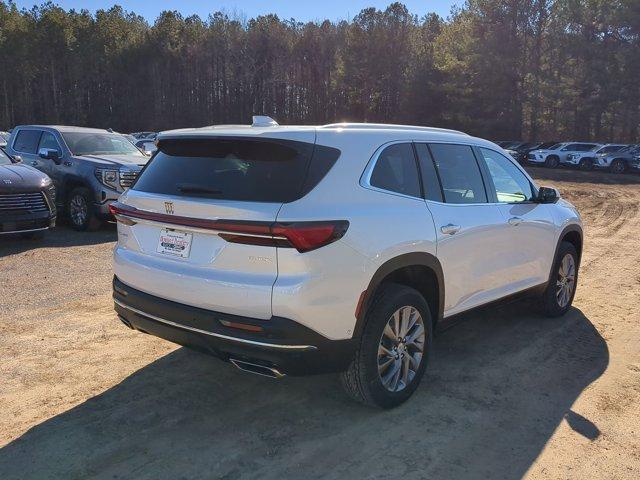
[12,155,22,163]
[536,186,559,204]
[38,148,61,164]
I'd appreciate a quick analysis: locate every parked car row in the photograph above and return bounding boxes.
[2,118,587,408]
[496,140,640,174]
[1,125,153,238]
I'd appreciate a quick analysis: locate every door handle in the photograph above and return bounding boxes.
[508,216,523,226]
[31,161,38,166]
[441,224,461,235]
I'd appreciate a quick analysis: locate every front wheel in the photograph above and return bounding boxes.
[541,242,578,317]
[579,158,594,171]
[610,159,626,174]
[545,156,559,168]
[340,283,433,409]
[67,187,102,231]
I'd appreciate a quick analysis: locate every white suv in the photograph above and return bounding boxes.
[111,118,583,408]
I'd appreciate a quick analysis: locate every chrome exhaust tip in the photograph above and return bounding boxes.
[229,358,285,379]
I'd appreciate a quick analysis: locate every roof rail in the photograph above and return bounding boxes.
[252,115,279,127]
[320,122,468,135]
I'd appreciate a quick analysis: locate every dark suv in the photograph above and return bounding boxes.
[0,148,56,238]
[6,126,149,230]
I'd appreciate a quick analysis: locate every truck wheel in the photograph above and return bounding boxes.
[540,241,578,317]
[545,156,559,168]
[340,283,433,409]
[67,187,102,231]
[610,159,626,174]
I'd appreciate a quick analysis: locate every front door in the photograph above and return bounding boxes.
[476,147,557,288]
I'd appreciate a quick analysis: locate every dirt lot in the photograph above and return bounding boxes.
[1,167,639,479]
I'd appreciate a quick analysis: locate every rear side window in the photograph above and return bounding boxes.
[369,143,421,198]
[429,144,487,204]
[414,143,443,202]
[133,138,339,203]
[13,130,42,154]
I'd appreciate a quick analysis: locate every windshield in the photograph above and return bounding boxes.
[547,143,562,150]
[0,148,12,165]
[62,132,144,157]
[598,145,625,154]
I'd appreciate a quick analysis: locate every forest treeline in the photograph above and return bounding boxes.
[0,0,639,141]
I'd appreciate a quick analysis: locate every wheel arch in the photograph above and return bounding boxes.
[60,175,93,204]
[549,224,583,283]
[354,252,444,337]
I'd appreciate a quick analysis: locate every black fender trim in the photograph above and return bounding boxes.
[354,252,445,338]
[548,224,583,284]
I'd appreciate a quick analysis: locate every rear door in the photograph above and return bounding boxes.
[10,129,43,170]
[416,143,515,316]
[114,133,317,319]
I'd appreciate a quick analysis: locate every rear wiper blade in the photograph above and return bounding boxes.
[176,183,223,195]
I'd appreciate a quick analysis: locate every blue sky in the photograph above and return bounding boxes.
[14,1,461,22]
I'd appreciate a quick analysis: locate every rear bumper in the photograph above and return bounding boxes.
[113,276,356,375]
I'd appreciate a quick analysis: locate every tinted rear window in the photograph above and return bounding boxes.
[133,138,340,203]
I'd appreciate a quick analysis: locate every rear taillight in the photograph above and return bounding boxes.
[109,202,348,253]
[220,221,349,253]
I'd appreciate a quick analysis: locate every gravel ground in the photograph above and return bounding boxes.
[0,167,639,479]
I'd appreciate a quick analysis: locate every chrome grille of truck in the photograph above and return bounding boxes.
[0,192,48,214]
[120,171,139,189]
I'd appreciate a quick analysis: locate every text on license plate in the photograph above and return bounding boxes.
[157,229,193,258]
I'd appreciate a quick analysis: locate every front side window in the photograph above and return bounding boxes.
[38,132,62,155]
[429,144,487,204]
[369,143,421,198]
[0,148,12,165]
[13,130,42,154]
[479,148,534,203]
[62,132,145,157]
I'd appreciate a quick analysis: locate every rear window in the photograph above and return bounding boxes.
[133,138,340,203]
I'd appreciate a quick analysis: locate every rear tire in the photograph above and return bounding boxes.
[67,187,102,231]
[340,283,433,409]
[545,155,559,168]
[540,242,578,317]
[610,159,626,174]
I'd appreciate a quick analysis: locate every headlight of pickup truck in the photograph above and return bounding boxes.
[95,168,123,193]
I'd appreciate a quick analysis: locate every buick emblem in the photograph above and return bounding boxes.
[164,202,174,215]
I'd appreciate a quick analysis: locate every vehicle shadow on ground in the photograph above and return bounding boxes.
[0,302,608,480]
[0,223,116,256]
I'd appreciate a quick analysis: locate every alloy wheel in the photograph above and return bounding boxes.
[377,306,426,392]
[556,253,576,308]
[70,194,88,226]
